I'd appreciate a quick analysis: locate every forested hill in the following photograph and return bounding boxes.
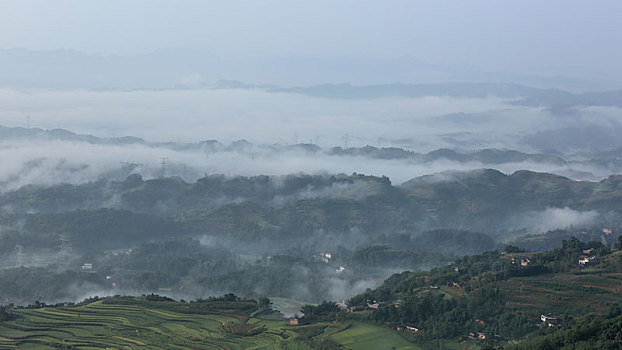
[2,170,622,245]
[346,237,622,348]
[506,311,622,350]
[3,238,622,349]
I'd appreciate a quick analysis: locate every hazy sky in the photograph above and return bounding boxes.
[1,0,621,78]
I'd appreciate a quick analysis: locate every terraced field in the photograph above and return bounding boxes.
[329,322,420,350]
[0,298,310,349]
[0,298,422,350]
[498,253,622,317]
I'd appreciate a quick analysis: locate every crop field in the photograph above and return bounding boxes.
[0,298,308,349]
[0,298,420,350]
[499,261,622,317]
[495,250,621,315]
[327,321,420,350]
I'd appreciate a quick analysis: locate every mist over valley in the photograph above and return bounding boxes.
[2,81,622,307]
[2,2,622,349]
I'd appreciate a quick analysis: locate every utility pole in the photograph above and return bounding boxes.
[26,116,31,128]
[343,134,349,149]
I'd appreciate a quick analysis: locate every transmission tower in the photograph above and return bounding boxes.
[15,244,24,268]
[58,234,71,264]
[160,157,168,177]
[314,135,321,146]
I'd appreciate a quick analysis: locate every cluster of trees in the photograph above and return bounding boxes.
[188,293,259,313]
[6,171,622,308]
[511,227,621,252]
[100,294,261,315]
[536,238,610,272]
[0,267,105,305]
[3,229,617,309]
[347,245,446,269]
[366,237,611,304]
[344,237,622,344]
[142,293,175,302]
[368,287,536,341]
[300,301,341,321]
[507,307,622,350]
[0,305,11,321]
[196,293,240,302]
[0,235,448,304]
[3,170,622,254]
[0,208,182,252]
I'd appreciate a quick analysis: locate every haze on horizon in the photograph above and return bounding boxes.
[1,1,622,191]
[1,0,621,90]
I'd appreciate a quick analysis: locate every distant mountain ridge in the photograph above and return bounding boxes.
[1,47,620,99]
[5,124,622,191]
[3,168,622,240]
[216,80,622,109]
[0,125,571,165]
[1,47,609,91]
[0,125,146,145]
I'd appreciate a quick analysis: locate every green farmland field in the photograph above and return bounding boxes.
[327,321,420,350]
[0,297,418,350]
[0,298,304,349]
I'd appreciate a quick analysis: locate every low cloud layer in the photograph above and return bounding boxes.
[0,88,574,149]
[0,137,617,192]
[0,88,621,191]
[507,207,600,235]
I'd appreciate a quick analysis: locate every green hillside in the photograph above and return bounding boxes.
[0,296,309,349]
[0,295,423,350]
[345,238,622,348]
[4,171,622,254]
[3,239,622,349]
